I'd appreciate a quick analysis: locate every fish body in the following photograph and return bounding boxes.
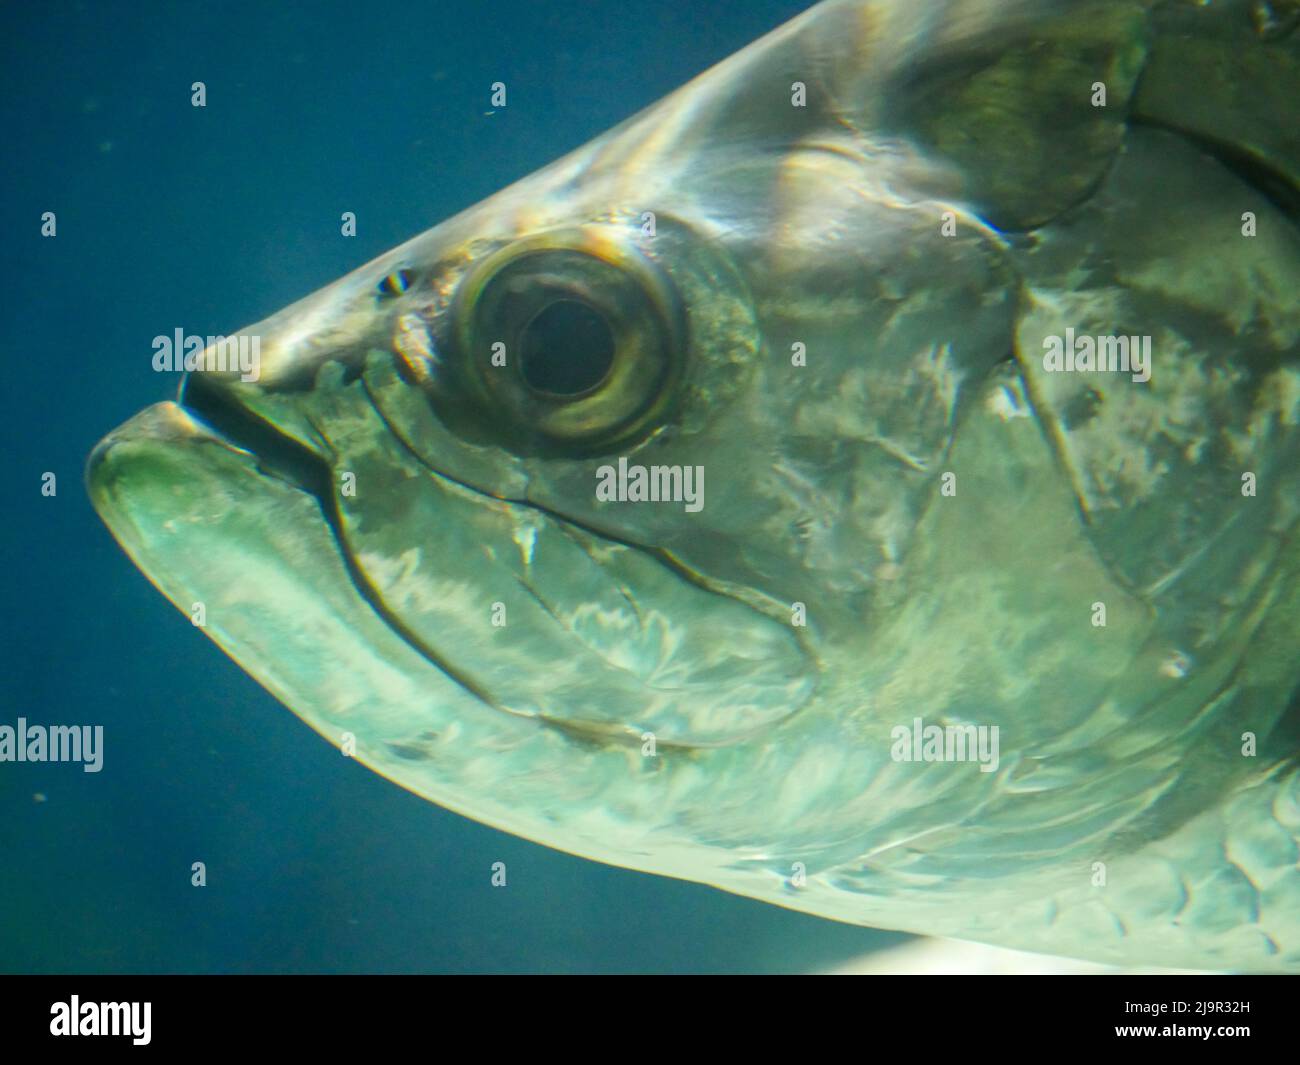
[88,0,1300,970]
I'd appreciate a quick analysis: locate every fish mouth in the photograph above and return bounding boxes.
[85,377,539,729]
[83,366,816,893]
[87,360,817,756]
[82,386,675,863]
[177,372,337,500]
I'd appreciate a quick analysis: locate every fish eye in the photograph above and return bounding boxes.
[518,299,615,396]
[449,228,685,452]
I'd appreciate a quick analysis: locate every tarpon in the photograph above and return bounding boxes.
[87,0,1300,970]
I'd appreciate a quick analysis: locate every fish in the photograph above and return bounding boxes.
[86,0,1300,971]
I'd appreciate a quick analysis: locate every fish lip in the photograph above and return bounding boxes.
[85,400,243,504]
[85,394,516,723]
[86,373,296,499]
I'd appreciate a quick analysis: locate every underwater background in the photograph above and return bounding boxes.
[1,0,901,973]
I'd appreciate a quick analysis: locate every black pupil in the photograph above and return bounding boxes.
[519,299,614,395]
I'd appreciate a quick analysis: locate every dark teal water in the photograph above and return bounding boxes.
[0,0,900,972]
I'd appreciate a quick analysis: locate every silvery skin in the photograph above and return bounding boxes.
[88,0,1300,970]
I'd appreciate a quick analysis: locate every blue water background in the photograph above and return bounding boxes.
[0,0,902,972]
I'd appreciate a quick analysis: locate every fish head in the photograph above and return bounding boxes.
[87,3,1024,883]
[87,0,1300,969]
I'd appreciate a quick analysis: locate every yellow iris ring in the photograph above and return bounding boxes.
[450,226,686,451]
